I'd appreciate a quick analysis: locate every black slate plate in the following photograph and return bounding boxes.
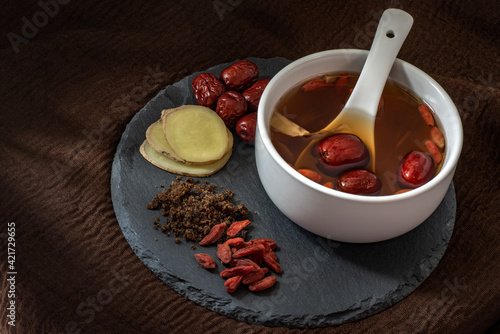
[110,57,456,328]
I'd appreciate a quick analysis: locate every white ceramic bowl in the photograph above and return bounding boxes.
[255,49,463,243]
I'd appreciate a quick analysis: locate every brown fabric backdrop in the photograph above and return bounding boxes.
[1,0,499,333]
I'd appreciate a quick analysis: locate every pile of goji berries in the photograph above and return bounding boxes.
[194,220,282,293]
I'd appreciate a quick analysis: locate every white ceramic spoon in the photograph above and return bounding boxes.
[276,8,414,171]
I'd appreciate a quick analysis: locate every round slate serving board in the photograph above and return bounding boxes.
[110,57,456,328]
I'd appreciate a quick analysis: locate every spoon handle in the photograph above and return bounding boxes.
[344,9,414,117]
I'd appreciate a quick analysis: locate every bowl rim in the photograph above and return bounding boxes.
[257,49,463,203]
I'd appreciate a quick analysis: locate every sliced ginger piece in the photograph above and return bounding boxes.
[146,119,184,162]
[140,139,232,177]
[146,118,233,165]
[162,105,229,164]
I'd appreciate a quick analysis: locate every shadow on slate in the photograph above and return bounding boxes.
[110,57,456,328]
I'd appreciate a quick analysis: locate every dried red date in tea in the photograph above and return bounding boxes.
[397,151,435,188]
[216,91,248,129]
[220,60,259,91]
[337,169,381,195]
[316,134,369,176]
[192,73,226,108]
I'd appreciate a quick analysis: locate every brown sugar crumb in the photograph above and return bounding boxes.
[147,177,248,244]
[153,216,161,229]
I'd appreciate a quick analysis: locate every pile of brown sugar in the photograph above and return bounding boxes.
[147,177,249,244]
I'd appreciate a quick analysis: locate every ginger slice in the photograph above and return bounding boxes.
[161,105,229,164]
[140,140,232,177]
[146,119,233,165]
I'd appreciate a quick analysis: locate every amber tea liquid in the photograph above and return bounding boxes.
[270,73,445,196]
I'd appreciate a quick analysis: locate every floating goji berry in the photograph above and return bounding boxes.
[334,73,349,96]
[425,140,442,163]
[248,276,277,292]
[242,267,269,285]
[216,243,232,264]
[323,181,334,189]
[194,253,216,269]
[220,266,255,278]
[418,104,435,127]
[224,275,242,293]
[297,169,323,184]
[199,223,226,246]
[226,220,251,238]
[301,79,334,92]
[430,126,445,148]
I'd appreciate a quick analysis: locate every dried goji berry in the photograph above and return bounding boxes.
[226,220,251,238]
[425,140,442,163]
[230,258,260,270]
[220,266,255,278]
[224,275,242,293]
[194,253,216,269]
[334,73,349,96]
[224,237,245,247]
[247,252,263,265]
[242,267,269,285]
[418,104,435,127]
[199,223,226,246]
[252,239,277,260]
[263,252,282,274]
[251,238,277,250]
[297,169,323,184]
[248,276,277,292]
[216,243,232,264]
[323,181,334,189]
[301,79,334,92]
[232,244,265,258]
[430,126,445,148]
